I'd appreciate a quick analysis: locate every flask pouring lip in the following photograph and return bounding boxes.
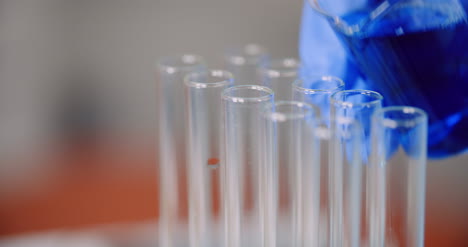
[307,0,356,35]
[308,0,409,36]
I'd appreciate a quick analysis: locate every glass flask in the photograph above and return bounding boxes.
[306,0,468,158]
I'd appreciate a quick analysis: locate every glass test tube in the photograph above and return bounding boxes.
[224,44,269,85]
[369,106,427,247]
[222,85,274,247]
[157,54,205,247]
[185,70,233,247]
[292,75,345,123]
[259,58,300,101]
[291,77,345,246]
[330,90,383,246]
[262,101,320,247]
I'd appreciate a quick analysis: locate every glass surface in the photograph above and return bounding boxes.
[309,0,468,157]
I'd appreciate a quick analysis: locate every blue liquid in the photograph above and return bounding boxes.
[333,3,468,158]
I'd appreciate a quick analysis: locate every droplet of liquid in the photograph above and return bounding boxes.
[207,158,220,169]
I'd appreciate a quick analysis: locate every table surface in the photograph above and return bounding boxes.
[0,137,467,246]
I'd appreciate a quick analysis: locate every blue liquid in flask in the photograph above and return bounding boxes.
[332,2,468,158]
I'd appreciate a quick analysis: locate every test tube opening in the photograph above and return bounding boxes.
[373,106,428,160]
[264,101,316,122]
[331,90,383,108]
[293,76,345,95]
[293,76,345,123]
[158,54,205,73]
[260,58,301,78]
[185,70,234,88]
[222,85,274,103]
[225,44,269,65]
[376,106,428,129]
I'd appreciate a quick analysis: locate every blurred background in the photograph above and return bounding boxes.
[0,0,301,246]
[0,0,466,246]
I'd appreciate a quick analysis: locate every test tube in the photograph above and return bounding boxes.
[291,76,345,245]
[292,75,345,123]
[330,90,383,246]
[259,58,300,101]
[262,101,320,247]
[221,85,274,247]
[184,70,233,247]
[224,44,269,85]
[369,106,427,247]
[157,54,205,247]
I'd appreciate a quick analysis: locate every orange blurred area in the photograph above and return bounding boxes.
[0,137,467,246]
[0,137,159,236]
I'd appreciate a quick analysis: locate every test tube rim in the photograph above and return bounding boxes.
[262,100,317,122]
[258,57,301,78]
[184,70,234,88]
[330,89,383,108]
[157,54,205,73]
[373,106,428,129]
[222,85,274,103]
[224,43,269,65]
[292,76,345,94]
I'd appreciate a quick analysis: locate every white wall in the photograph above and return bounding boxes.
[0,0,303,152]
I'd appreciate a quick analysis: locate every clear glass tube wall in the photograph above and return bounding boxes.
[327,118,362,247]
[224,44,269,85]
[157,54,205,247]
[259,58,300,101]
[185,70,233,247]
[222,85,274,247]
[369,106,427,247]
[262,101,320,247]
[330,90,383,246]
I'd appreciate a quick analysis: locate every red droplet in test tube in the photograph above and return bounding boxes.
[207,158,219,166]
